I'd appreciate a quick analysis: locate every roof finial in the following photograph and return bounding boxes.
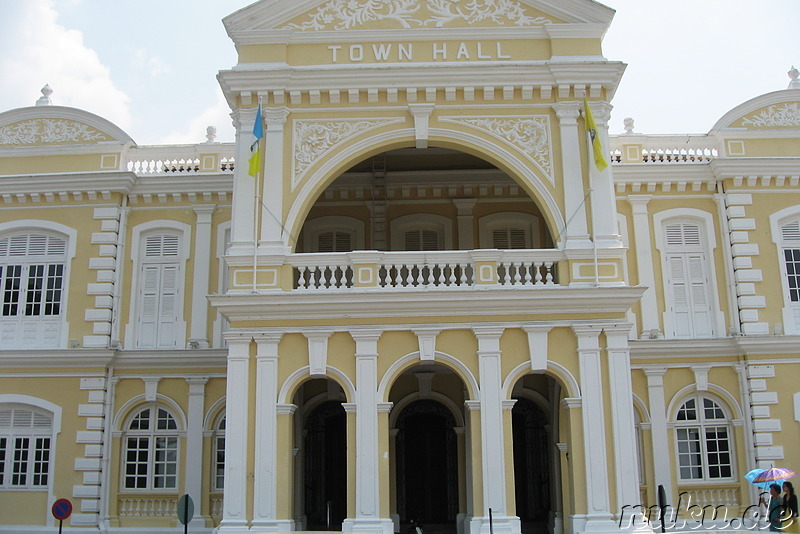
[789,66,800,90]
[35,84,53,106]
[205,125,218,143]
[623,117,636,134]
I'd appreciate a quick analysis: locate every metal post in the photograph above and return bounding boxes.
[489,508,494,534]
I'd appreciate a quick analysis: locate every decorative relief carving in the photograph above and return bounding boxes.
[0,119,113,145]
[740,103,800,128]
[285,0,551,30]
[441,116,553,180]
[293,118,403,189]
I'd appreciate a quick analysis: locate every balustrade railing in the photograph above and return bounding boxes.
[124,144,236,175]
[609,134,719,164]
[288,250,562,290]
[118,496,178,517]
[678,486,741,507]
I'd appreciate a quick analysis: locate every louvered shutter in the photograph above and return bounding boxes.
[493,228,527,249]
[664,222,713,338]
[137,263,180,349]
[317,231,352,253]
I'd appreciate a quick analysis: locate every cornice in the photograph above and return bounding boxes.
[0,349,115,368]
[630,335,800,360]
[210,285,646,322]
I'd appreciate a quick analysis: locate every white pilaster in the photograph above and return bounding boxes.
[219,334,252,533]
[627,196,660,337]
[453,199,477,249]
[587,102,622,248]
[644,368,672,500]
[259,107,290,253]
[572,325,615,532]
[471,326,520,534]
[229,108,257,256]
[253,331,292,531]
[554,102,591,249]
[185,377,208,527]
[603,326,645,524]
[343,328,394,534]
[188,205,216,348]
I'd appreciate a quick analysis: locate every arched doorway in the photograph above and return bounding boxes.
[396,399,458,530]
[511,374,563,534]
[294,379,348,531]
[512,398,550,534]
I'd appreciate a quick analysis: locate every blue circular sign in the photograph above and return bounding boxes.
[52,498,73,520]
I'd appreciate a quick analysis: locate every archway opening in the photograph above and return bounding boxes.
[511,373,563,534]
[294,378,347,531]
[388,363,469,534]
[296,147,554,254]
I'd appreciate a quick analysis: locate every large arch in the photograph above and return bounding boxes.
[378,351,480,403]
[285,127,564,251]
[278,364,356,405]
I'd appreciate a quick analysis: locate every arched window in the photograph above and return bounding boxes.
[122,405,180,490]
[0,405,53,489]
[390,214,452,251]
[212,416,225,492]
[300,216,364,253]
[0,232,67,348]
[654,213,718,339]
[674,395,733,481]
[478,212,542,249]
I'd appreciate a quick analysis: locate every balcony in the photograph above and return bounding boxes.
[288,249,562,291]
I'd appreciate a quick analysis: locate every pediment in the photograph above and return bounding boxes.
[0,106,132,148]
[713,90,800,132]
[225,0,614,36]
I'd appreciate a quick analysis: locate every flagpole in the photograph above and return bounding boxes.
[251,99,264,293]
[583,98,607,287]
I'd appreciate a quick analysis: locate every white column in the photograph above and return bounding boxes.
[229,108,257,256]
[554,102,591,249]
[185,377,208,527]
[259,107,291,253]
[588,102,622,248]
[572,325,615,532]
[472,326,520,534]
[453,199,477,249]
[627,196,660,338]
[219,334,252,533]
[644,368,672,500]
[252,331,292,530]
[344,328,394,534]
[189,205,216,348]
[603,326,646,526]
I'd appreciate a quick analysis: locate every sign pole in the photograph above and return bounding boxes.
[184,495,189,534]
[59,519,63,534]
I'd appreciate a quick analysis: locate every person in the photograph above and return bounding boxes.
[783,481,799,533]
[761,484,784,532]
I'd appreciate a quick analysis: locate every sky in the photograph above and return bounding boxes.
[0,0,797,145]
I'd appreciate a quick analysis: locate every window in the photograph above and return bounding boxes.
[390,214,452,251]
[135,232,183,348]
[0,406,52,489]
[777,218,800,333]
[0,233,67,348]
[123,405,180,490]
[213,416,225,491]
[300,216,364,253]
[659,220,714,338]
[478,212,541,249]
[404,229,439,251]
[674,396,733,481]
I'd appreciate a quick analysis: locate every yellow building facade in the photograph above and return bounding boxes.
[0,1,799,533]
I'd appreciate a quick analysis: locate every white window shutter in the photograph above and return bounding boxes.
[688,254,713,337]
[137,265,161,348]
[668,255,692,338]
[157,265,179,348]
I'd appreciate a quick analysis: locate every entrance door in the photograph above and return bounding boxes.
[396,400,458,530]
[304,401,347,530]
[512,398,551,534]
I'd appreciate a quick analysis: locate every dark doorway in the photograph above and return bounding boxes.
[512,397,551,534]
[304,400,347,530]
[396,400,458,531]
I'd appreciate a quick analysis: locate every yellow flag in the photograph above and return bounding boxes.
[584,99,608,172]
[248,104,264,177]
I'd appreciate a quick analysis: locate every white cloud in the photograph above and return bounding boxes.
[133,48,171,77]
[156,90,235,145]
[0,0,132,128]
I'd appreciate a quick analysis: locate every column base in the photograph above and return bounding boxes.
[468,514,521,534]
[342,517,395,534]
[248,519,296,532]
[570,513,641,534]
[215,520,251,534]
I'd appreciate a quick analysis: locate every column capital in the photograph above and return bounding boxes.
[377,402,393,413]
[502,399,517,411]
[186,377,209,394]
[554,101,581,123]
[264,107,290,129]
[452,198,477,215]
[342,402,357,413]
[603,324,634,348]
[571,325,601,350]
[253,330,285,346]
[192,204,218,222]
[276,403,297,415]
[560,397,582,410]
[349,327,383,345]
[626,195,653,213]
[465,400,481,411]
